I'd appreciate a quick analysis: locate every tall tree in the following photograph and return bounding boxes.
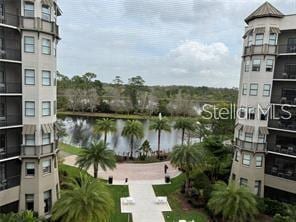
[76,142,116,178]
[170,143,206,195]
[94,118,116,145]
[208,181,258,222]
[125,76,147,112]
[52,174,114,222]
[121,120,144,159]
[149,117,171,158]
[174,117,195,145]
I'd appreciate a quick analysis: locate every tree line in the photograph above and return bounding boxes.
[57,72,238,116]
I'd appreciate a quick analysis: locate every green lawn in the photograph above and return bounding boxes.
[153,174,207,222]
[59,164,131,222]
[59,142,82,155]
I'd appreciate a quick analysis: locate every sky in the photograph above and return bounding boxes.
[57,0,296,87]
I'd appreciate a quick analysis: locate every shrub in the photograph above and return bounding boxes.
[273,214,290,222]
[263,198,289,216]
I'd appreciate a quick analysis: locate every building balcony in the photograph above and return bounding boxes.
[0,82,22,94]
[267,131,296,157]
[0,12,20,28]
[0,175,20,191]
[268,145,296,157]
[243,44,277,56]
[0,48,21,62]
[269,119,296,132]
[234,138,266,152]
[0,159,21,191]
[20,17,60,39]
[0,97,22,128]
[266,154,296,181]
[0,147,20,160]
[278,44,296,55]
[0,115,22,128]
[21,143,56,158]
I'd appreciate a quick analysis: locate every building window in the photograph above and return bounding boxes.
[245,60,250,72]
[242,84,248,95]
[254,180,262,196]
[42,5,51,21]
[258,134,265,143]
[242,153,251,166]
[235,151,240,162]
[25,101,35,117]
[24,2,34,17]
[42,71,51,86]
[256,156,263,167]
[240,178,248,187]
[239,107,246,119]
[248,35,253,46]
[269,33,277,45]
[247,108,255,120]
[252,59,261,71]
[24,36,35,53]
[42,102,51,116]
[42,159,51,174]
[42,39,51,55]
[25,134,35,145]
[25,162,35,176]
[25,194,34,211]
[42,133,50,145]
[249,83,258,96]
[238,130,243,139]
[44,190,52,214]
[255,34,264,45]
[263,84,271,97]
[266,59,274,72]
[25,69,35,85]
[245,133,253,142]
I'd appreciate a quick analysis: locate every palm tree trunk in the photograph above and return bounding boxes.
[157,130,161,159]
[93,164,98,178]
[104,131,107,145]
[130,136,134,159]
[185,171,190,196]
[181,128,185,145]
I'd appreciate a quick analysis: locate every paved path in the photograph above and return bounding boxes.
[63,155,181,222]
[64,155,180,181]
[121,183,171,222]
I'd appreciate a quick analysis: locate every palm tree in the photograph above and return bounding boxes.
[121,120,144,159]
[174,117,195,145]
[76,141,116,178]
[208,181,258,222]
[94,118,116,145]
[170,143,206,194]
[52,174,114,222]
[150,117,171,158]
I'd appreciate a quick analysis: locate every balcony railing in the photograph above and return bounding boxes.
[243,44,296,56]
[0,175,20,191]
[21,143,55,158]
[268,144,296,157]
[266,167,296,181]
[0,115,22,127]
[244,44,277,56]
[0,147,20,160]
[278,44,296,54]
[0,48,21,61]
[0,82,22,94]
[234,138,266,152]
[274,72,296,80]
[269,119,296,131]
[0,12,20,27]
[20,17,59,38]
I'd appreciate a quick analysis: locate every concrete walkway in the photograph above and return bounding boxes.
[63,155,181,222]
[121,183,171,222]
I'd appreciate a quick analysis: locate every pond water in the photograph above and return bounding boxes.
[59,116,200,156]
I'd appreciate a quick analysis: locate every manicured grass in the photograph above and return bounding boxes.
[153,174,207,222]
[59,142,82,155]
[59,164,131,222]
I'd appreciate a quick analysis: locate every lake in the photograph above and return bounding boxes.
[59,116,200,156]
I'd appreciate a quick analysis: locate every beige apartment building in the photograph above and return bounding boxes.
[230,2,296,203]
[0,0,61,216]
